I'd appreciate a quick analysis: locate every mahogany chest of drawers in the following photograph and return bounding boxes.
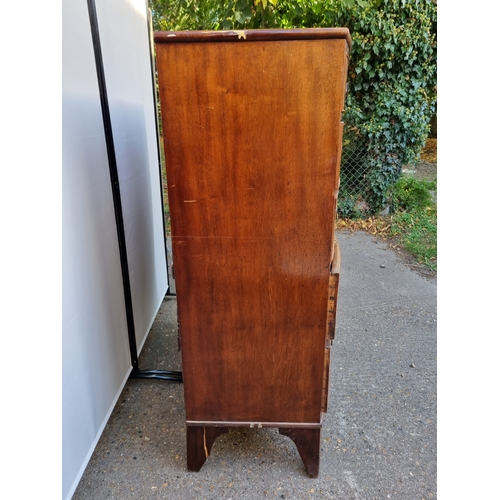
[154,28,350,477]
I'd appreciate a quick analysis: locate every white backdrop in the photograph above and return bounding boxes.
[62,0,167,498]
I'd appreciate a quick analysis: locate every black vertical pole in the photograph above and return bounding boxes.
[86,0,181,382]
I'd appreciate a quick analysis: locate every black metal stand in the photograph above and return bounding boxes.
[130,367,182,382]
[87,0,182,383]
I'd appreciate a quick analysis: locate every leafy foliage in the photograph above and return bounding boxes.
[150,0,437,213]
[337,0,437,211]
[388,176,436,213]
[149,0,284,31]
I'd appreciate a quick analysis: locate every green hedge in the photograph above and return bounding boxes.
[331,0,437,212]
[151,0,437,213]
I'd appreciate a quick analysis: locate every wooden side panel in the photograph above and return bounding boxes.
[321,347,331,413]
[326,240,341,340]
[322,239,341,412]
[156,38,348,424]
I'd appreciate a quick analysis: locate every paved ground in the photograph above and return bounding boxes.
[73,230,437,500]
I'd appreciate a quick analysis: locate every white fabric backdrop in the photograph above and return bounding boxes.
[95,0,168,350]
[62,0,167,498]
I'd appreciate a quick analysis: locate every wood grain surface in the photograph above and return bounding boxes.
[156,34,349,425]
[154,28,351,48]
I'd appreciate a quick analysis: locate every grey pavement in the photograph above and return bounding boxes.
[73,229,437,500]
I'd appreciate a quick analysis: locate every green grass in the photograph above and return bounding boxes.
[338,175,437,271]
[388,176,437,270]
[389,206,437,271]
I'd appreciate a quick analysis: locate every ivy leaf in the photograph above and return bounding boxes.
[235,6,252,25]
[341,0,356,8]
[235,11,245,24]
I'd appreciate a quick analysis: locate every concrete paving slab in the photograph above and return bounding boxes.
[73,229,436,500]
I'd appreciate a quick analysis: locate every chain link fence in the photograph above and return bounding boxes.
[338,130,437,218]
[338,127,373,218]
